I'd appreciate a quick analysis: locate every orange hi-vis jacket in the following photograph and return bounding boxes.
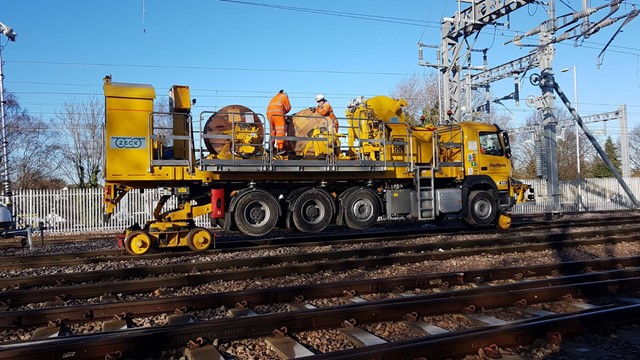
[316,100,339,133]
[266,92,292,150]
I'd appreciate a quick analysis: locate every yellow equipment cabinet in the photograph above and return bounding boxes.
[103,77,531,255]
[104,76,156,179]
[103,77,216,255]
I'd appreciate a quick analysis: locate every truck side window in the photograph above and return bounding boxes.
[479,132,504,156]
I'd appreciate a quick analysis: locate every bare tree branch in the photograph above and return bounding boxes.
[52,97,104,188]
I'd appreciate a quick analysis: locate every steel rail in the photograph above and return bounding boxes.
[0,277,638,360]
[2,214,639,270]
[1,256,639,329]
[3,223,640,282]
[2,230,640,305]
[310,304,640,360]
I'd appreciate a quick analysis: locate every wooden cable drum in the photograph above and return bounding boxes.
[203,105,264,155]
[287,108,334,155]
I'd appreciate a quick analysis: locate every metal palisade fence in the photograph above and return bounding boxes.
[12,178,640,235]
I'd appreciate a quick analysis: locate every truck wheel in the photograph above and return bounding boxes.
[292,189,333,232]
[343,189,380,230]
[124,230,153,255]
[234,191,279,236]
[187,227,213,251]
[464,190,497,226]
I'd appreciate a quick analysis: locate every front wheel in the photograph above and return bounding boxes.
[233,191,279,236]
[464,190,497,226]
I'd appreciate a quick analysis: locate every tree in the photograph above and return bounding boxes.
[391,74,440,125]
[629,124,640,176]
[4,93,64,189]
[53,97,104,188]
[509,108,585,180]
[589,136,621,178]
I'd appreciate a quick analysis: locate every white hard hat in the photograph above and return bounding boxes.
[315,94,325,102]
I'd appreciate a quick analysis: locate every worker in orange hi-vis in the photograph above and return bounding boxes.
[266,90,292,155]
[312,94,339,133]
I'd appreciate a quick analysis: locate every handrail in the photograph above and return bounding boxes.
[148,111,194,173]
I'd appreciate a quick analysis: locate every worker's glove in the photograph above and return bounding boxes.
[310,107,316,112]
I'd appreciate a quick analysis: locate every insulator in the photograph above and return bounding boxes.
[592,18,617,31]
[573,8,598,21]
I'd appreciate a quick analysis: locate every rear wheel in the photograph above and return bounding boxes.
[292,189,334,232]
[234,191,279,236]
[464,190,497,226]
[124,230,153,255]
[343,189,380,230]
[187,227,213,251]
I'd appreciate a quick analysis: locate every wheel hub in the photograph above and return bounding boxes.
[353,199,372,220]
[302,200,324,224]
[474,199,491,219]
[249,206,265,223]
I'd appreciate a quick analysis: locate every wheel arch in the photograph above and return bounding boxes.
[460,176,499,217]
[228,187,283,216]
[286,187,335,214]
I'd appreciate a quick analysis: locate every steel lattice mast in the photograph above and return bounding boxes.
[421,0,639,216]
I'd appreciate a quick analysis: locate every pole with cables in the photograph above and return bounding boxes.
[0,21,17,220]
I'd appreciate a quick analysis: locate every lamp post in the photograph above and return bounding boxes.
[561,66,581,211]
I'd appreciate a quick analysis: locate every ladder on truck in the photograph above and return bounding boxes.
[415,165,435,220]
[415,125,464,221]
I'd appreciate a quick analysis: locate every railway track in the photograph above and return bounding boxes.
[1,212,639,359]
[2,213,639,271]
[2,226,640,305]
[0,256,638,329]
[1,265,639,359]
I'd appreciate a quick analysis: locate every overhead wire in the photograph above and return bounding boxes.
[215,0,437,28]
[418,0,437,43]
[4,60,416,77]
[3,1,637,123]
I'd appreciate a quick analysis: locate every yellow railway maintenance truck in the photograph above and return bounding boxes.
[102,76,531,255]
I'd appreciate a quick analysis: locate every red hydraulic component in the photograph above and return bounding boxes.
[211,188,225,219]
[115,233,125,249]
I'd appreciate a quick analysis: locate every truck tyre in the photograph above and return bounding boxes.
[292,189,334,233]
[343,189,380,230]
[233,191,279,236]
[465,190,497,226]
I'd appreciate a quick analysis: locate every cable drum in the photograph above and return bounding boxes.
[203,105,264,156]
[287,108,336,157]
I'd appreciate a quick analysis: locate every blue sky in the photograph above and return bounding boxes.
[2,0,639,137]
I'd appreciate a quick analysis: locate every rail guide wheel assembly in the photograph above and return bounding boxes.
[124,230,153,256]
[186,227,213,251]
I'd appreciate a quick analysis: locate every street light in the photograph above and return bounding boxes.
[561,66,581,211]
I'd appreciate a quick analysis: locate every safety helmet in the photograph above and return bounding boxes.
[315,94,325,102]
